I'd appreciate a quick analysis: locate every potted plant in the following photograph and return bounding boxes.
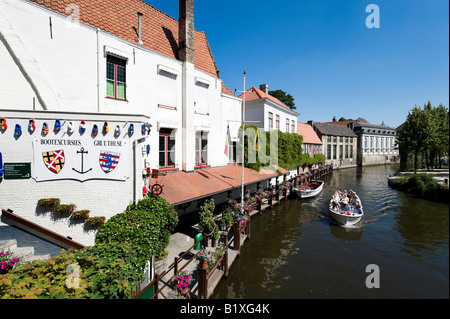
[71,209,90,219]
[37,198,60,209]
[53,204,76,216]
[0,250,19,274]
[172,269,192,298]
[212,243,227,260]
[198,199,220,244]
[196,248,214,269]
[85,216,106,227]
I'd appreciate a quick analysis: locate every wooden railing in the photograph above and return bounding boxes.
[1,209,85,250]
[132,235,206,299]
[197,234,228,299]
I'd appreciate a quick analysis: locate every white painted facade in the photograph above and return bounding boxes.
[0,0,241,245]
[244,96,299,134]
[353,122,399,166]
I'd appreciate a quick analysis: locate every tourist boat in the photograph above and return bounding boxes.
[294,180,324,199]
[329,192,364,226]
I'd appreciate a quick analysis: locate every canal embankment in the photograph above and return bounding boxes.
[388,168,449,203]
[132,165,333,299]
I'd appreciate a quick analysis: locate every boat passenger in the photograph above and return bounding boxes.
[341,196,350,211]
[354,203,363,214]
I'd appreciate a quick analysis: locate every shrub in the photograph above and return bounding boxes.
[0,250,90,299]
[0,243,143,299]
[396,173,449,202]
[96,194,178,268]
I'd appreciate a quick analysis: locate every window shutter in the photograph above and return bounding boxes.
[195,82,209,114]
[158,70,177,107]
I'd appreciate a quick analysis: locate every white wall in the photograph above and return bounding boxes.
[0,0,243,245]
[0,110,149,246]
[245,99,298,133]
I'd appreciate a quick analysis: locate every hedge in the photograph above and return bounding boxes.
[95,194,178,268]
[1,194,179,299]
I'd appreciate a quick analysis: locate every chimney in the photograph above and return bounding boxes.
[179,0,195,63]
[332,116,337,122]
[260,84,269,94]
[137,12,143,45]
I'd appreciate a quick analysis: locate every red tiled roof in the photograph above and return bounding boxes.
[29,0,219,77]
[221,83,236,97]
[156,165,286,205]
[238,86,292,111]
[297,123,322,144]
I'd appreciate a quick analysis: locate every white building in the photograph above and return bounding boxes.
[0,0,241,245]
[238,84,300,134]
[353,122,399,166]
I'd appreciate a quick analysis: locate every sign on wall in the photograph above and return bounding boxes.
[32,138,129,182]
[3,163,31,179]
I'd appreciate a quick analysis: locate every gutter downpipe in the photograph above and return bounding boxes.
[96,28,101,112]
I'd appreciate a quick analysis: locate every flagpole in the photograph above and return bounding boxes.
[241,69,246,216]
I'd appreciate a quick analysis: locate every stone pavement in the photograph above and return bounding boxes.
[154,228,245,299]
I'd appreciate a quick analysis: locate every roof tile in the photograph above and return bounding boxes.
[29,0,219,77]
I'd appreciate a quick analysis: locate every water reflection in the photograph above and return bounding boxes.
[329,224,362,242]
[395,194,449,260]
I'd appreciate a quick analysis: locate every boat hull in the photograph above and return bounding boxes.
[329,209,363,226]
[294,180,324,199]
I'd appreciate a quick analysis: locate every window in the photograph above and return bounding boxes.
[195,81,209,115]
[159,128,175,168]
[291,120,295,133]
[327,136,331,143]
[158,69,177,109]
[228,141,237,163]
[339,145,343,159]
[350,145,353,158]
[345,145,348,158]
[327,145,331,160]
[333,145,337,159]
[276,115,280,130]
[106,56,126,100]
[195,131,208,166]
[268,112,273,131]
[286,119,289,132]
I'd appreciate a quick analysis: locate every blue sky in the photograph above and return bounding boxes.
[147,0,449,128]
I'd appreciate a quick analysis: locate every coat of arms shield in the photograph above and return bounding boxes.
[99,151,120,173]
[42,150,65,174]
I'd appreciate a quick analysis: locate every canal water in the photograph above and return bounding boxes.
[211,165,449,299]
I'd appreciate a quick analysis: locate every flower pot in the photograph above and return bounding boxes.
[201,261,208,270]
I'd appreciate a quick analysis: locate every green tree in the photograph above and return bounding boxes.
[398,102,449,173]
[268,89,296,110]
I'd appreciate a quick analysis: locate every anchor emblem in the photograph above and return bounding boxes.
[72,147,93,174]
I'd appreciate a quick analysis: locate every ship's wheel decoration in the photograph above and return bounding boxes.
[149,169,167,195]
[151,183,163,195]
